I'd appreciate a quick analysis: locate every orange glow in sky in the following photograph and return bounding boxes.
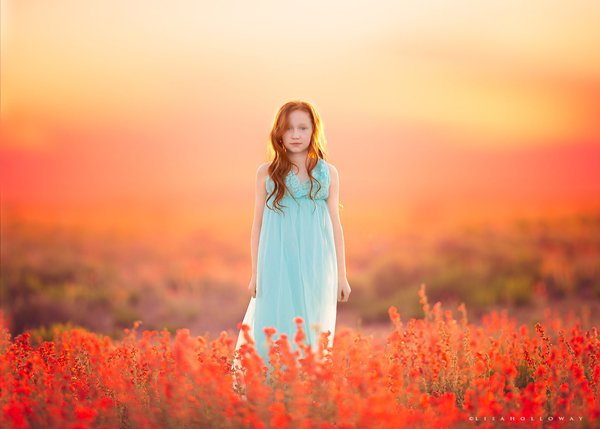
[1,0,599,240]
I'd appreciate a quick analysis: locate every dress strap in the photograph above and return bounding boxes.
[316,158,330,186]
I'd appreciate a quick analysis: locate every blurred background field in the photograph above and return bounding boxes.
[2,208,598,342]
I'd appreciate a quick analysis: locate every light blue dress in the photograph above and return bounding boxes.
[234,157,338,369]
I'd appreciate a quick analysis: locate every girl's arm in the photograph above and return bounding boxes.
[326,164,348,281]
[251,163,268,276]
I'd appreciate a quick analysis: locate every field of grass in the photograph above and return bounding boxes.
[345,212,600,327]
[1,210,598,427]
[2,212,599,341]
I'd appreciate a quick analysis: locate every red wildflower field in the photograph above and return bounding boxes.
[1,285,598,429]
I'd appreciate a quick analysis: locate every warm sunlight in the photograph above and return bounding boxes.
[2,2,599,426]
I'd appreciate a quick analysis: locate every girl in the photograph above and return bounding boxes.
[233,100,351,375]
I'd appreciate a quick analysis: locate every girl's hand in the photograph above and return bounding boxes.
[248,275,257,298]
[337,278,351,302]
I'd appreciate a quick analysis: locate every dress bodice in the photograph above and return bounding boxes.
[266,158,330,200]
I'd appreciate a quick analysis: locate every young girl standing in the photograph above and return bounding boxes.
[234,100,351,372]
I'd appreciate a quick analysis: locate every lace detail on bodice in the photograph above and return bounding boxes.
[266,158,330,200]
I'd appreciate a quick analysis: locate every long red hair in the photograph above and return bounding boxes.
[265,100,329,214]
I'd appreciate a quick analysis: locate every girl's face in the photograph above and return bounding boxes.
[282,109,313,154]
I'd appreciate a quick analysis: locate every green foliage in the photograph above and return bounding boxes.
[28,320,86,345]
[514,361,535,389]
[2,212,599,339]
[356,213,600,324]
[501,275,534,307]
[113,306,142,329]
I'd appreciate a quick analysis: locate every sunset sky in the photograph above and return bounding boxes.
[2,0,600,242]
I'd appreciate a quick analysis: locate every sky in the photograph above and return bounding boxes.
[1,0,600,241]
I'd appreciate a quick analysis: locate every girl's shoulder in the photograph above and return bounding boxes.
[259,159,334,178]
[318,158,331,169]
[320,159,337,176]
[257,162,271,176]
[255,162,271,187]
